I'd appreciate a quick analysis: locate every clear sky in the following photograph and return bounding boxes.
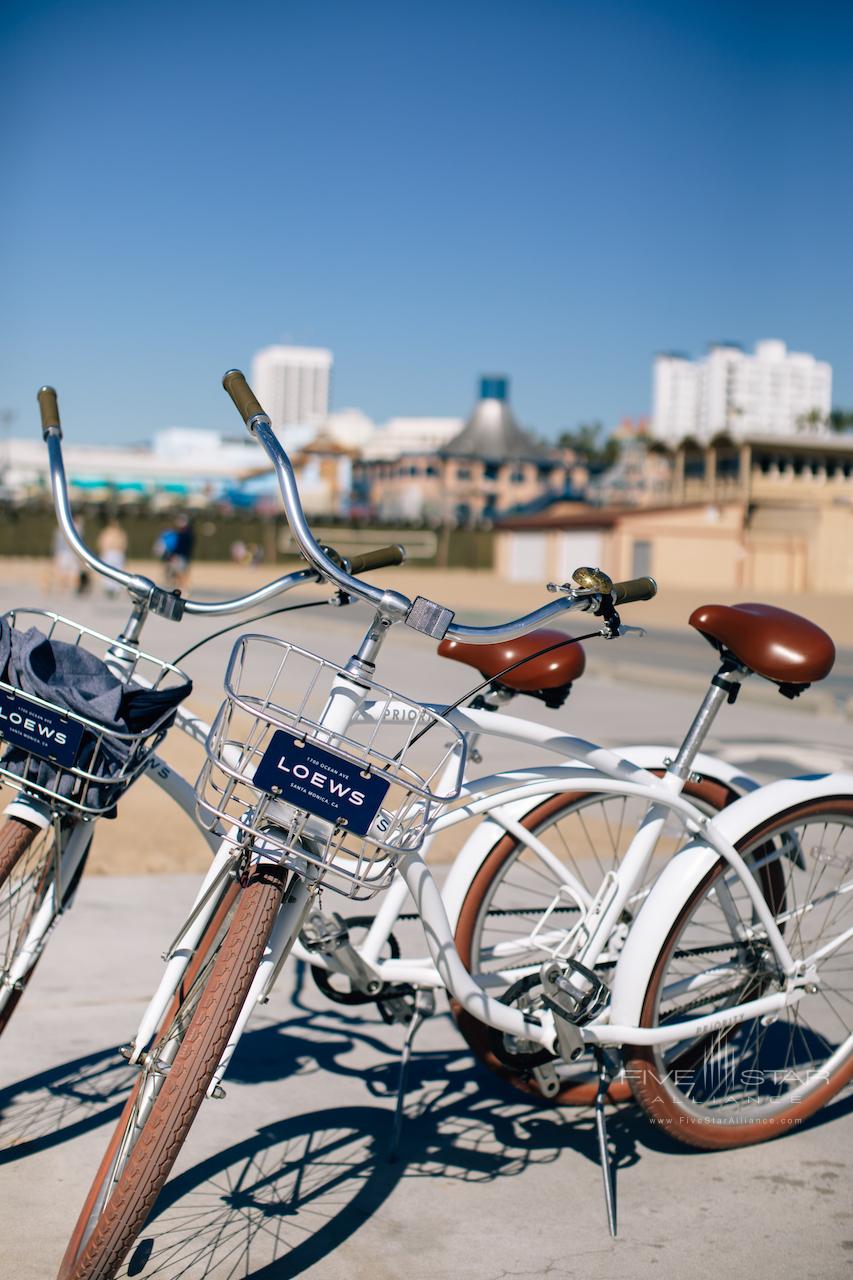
[1,0,851,443]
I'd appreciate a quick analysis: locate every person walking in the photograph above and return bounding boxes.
[96,516,128,597]
[156,513,194,591]
[49,526,78,593]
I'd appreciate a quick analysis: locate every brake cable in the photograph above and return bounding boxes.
[173,593,605,760]
[170,598,332,667]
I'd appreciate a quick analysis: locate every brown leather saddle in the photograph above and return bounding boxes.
[437,628,585,708]
[689,602,835,695]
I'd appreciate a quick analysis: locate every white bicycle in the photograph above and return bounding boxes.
[291,633,752,1112]
[53,371,852,1276]
[0,393,746,1072]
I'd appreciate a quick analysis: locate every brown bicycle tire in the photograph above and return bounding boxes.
[452,777,734,1106]
[57,864,285,1280]
[0,816,52,1036]
[626,797,853,1148]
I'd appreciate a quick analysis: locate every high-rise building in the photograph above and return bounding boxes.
[651,339,832,444]
[251,345,333,428]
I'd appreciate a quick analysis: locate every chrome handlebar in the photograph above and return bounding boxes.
[228,372,623,644]
[251,419,413,622]
[39,387,321,620]
[46,433,170,603]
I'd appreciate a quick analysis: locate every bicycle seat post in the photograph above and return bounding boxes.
[667,660,746,781]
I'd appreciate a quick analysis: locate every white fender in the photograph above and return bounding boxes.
[3,794,53,830]
[440,746,758,931]
[608,770,853,1032]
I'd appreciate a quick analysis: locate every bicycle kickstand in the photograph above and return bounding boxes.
[593,1048,618,1238]
[388,988,436,1163]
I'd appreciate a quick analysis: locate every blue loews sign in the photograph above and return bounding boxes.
[0,689,84,767]
[253,729,390,837]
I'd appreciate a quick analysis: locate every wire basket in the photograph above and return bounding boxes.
[0,609,190,818]
[196,635,467,898]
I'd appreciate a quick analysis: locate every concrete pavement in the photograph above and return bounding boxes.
[0,872,850,1280]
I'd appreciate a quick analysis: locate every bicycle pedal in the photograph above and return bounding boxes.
[307,911,384,998]
[300,910,349,953]
[378,989,418,1025]
[541,957,610,1026]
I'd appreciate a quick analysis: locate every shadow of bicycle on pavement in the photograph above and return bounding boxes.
[3,961,852,1278]
[111,963,709,1280]
[118,1025,612,1280]
[0,1046,134,1162]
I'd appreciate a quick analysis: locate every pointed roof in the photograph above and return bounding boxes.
[442,376,553,462]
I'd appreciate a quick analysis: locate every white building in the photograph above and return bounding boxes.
[652,339,832,444]
[360,416,463,461]
[250,345,333,429]
[321,408,376,451]
[651,353,701,443]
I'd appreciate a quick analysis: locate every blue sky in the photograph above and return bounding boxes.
[1,0,851,442]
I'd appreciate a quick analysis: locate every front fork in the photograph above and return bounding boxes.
[206,873,315,1097]
[129,840,239,1061]
[127,840,315,1100]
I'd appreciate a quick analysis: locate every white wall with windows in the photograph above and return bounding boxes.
[652,340,832,444]
[556,531,605,582]
[251,345,333,429]
[506,533,548,582]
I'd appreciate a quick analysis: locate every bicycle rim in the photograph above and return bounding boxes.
[0,816,67,1035]
[627,798,853,1147]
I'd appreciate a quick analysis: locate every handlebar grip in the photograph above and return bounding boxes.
[348,544,407,575]
[37,386,61,438]
[222,369,267,425]
[611,576,657,605]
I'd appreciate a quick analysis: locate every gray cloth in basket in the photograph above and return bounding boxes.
[0,617,191,812]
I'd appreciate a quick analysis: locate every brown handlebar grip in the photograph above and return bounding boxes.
[611,576,657,605]
[348,544,407,575]
[37,386,61,437]
[222,369,267,424]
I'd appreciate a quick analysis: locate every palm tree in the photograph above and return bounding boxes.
[828,408,853,433]
[797,407,826,434]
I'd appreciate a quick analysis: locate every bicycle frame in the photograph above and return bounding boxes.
[306,725,834,1054]
[7,640,810,1067]
[122,689,805,1083]
[0,618,749,1044]
[347,719,808,1043]
[292,700,754,971]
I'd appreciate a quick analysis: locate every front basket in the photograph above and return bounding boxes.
[0,609,190,817]
[196,635,466,898]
